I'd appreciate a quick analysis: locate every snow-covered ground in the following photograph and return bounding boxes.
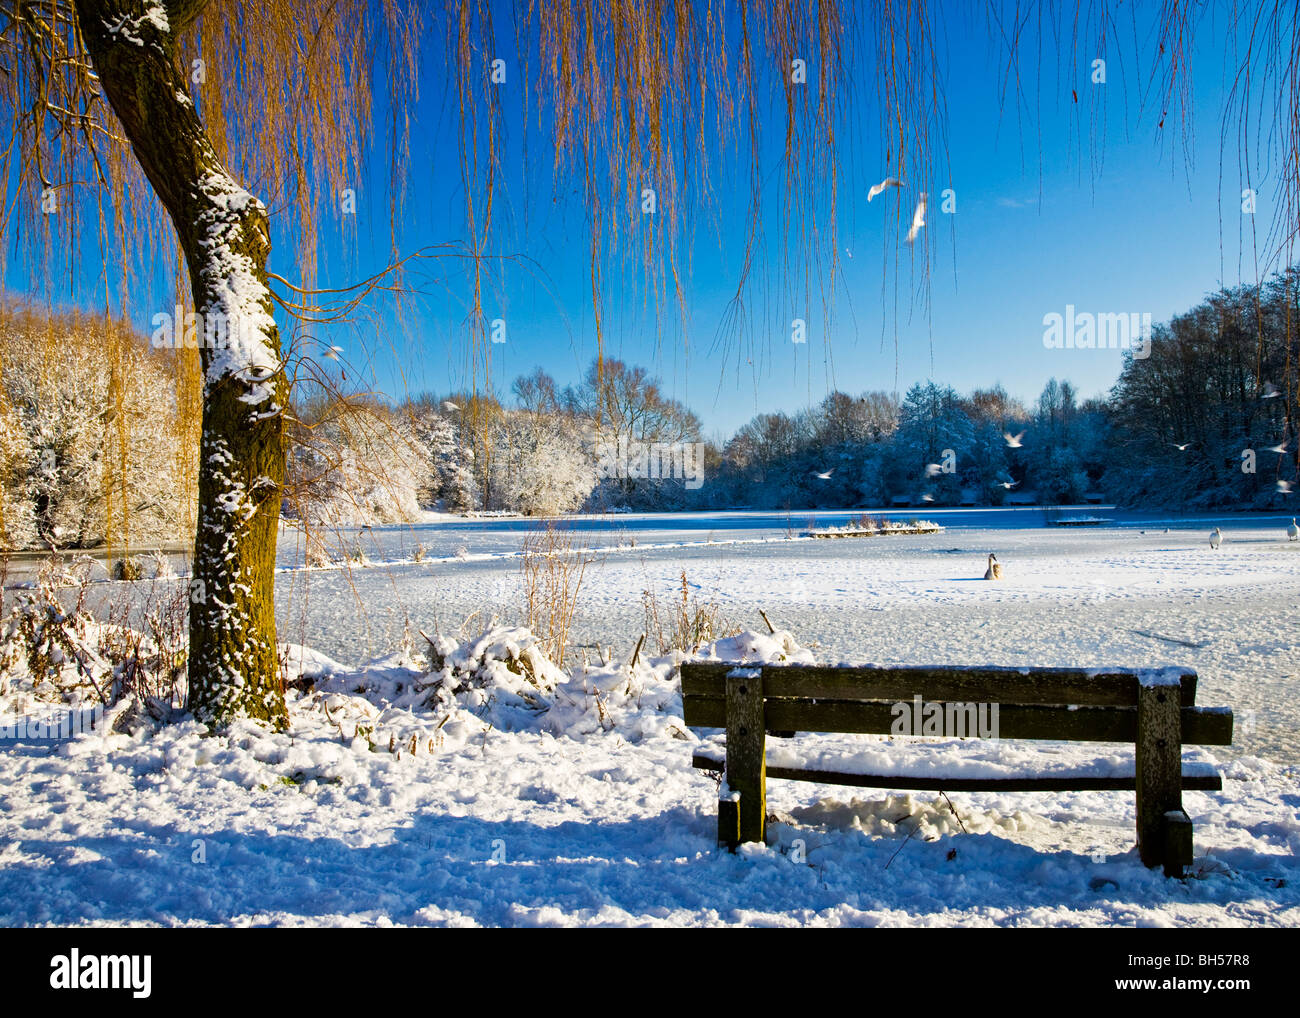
[2,508,1297,926]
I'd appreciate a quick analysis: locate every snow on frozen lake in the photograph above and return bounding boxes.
[3,506,1297,927]
[277,507,1300,764]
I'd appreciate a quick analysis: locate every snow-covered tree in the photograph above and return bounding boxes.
[0,388,34,549]
[490,411,596,516]
[408,400,477,512]
[889,382,974,504]
[0,306,187,550]
[286,398,431,526]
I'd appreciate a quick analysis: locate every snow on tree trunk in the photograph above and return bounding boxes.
[76,0,288,729]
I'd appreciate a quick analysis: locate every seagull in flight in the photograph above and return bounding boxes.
[1003,431,1025,448]
[1278,479,1294,494]
[1265,440,1289,454]
[1171,442,1192,451]
[322,345,343,361]
[868,177,904,202]
[905,192,927,244]
[998,480,1020,489]
[813,469,834,480]
[441,400,461,413]
[925,463,943,477]
[1261,382,1281,399]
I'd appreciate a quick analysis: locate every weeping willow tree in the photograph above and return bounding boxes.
[2,0,1297,729]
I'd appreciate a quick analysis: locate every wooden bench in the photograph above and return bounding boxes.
[681,662,1234,877]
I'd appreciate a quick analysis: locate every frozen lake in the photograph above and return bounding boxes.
[267,507,1300,765]
[276,504,1292,562]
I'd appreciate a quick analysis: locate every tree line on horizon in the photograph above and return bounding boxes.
[1,270,1296,551]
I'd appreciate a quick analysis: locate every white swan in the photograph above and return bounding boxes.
[1209,527,1223,550]
[1288,518,1298,542]
[983,553,1002,580]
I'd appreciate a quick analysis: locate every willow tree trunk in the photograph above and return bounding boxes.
[76,0,289,729]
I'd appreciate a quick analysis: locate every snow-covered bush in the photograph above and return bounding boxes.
[0,556,106,702]
[299,621,814,744]
[112,556,144,581]
[423,627,566,718]
[0,555,189,716]
[146,549,177,579]
[0,391,35,549]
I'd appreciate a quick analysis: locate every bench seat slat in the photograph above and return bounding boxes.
[680,662,1198,707]
[690,754,1224,792]
[682,697,1233,745]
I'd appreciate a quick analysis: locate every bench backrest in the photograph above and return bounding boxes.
[679,662,1233,746]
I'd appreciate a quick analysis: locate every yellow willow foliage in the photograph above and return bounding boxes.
[103,315,129,552]
[0,302,188,551]
[1,0,420,555]
[0,385,26,550]
[92,312,199,553]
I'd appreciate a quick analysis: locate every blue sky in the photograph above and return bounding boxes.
[6,3,1281,439]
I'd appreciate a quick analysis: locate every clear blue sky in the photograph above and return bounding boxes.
[6,3,1282,440]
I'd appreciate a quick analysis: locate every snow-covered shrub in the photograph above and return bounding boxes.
[112,556,144,581]
[0,391,35,549]
[0,555,189,719]
[1,556,110,704]
[146,549,177,580]
[291,616,814,750]
[420,627,567,728]
[642,569,739,654]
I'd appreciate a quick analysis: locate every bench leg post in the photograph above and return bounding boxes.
[724,671,766,846]
[1162,808,1193,878]
[718,791,741,850]
[1136,681,1183,870]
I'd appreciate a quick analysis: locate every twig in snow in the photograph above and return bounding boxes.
[758,609,776,634]
[67,646,111,707]
[1127,628,1208,650]
[883,819,921,870]
[939,790,967,834]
